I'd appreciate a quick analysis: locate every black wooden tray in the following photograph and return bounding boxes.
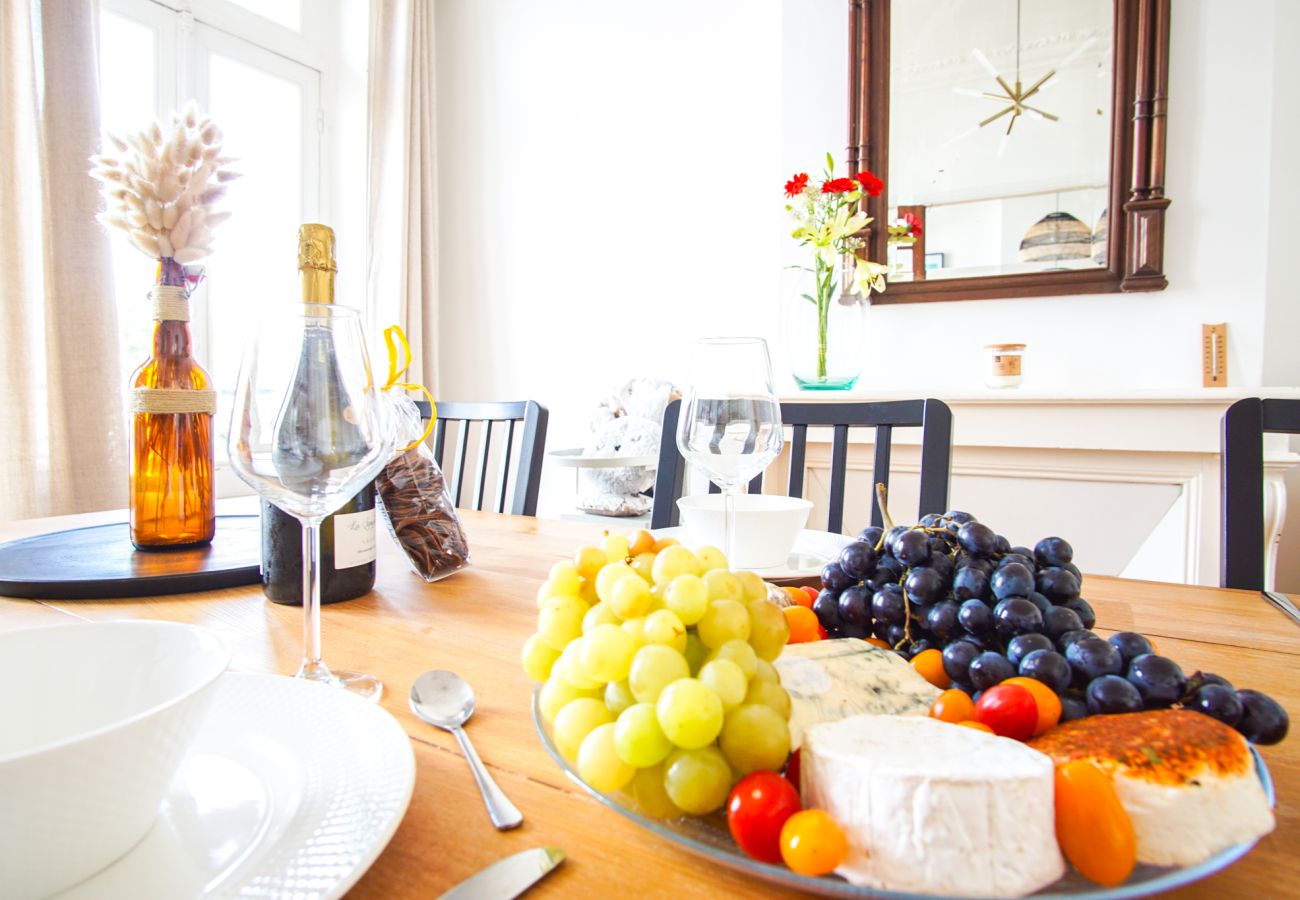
[0,515,262,599]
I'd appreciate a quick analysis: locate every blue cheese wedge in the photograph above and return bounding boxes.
[774,639,939,749]
[803,715,1065,897]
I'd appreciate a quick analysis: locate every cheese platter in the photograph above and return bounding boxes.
[523,509,1288,898]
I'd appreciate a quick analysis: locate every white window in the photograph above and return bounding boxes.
[97,0,361,493]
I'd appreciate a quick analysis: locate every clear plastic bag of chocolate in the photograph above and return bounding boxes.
[375,395,470,582]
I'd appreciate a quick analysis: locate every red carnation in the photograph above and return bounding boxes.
[821,177,857,194]
[784,172,810,197]
[855,170,883,197]
[904,211,924,238]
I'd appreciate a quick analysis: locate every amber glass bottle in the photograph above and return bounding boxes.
[128,258,216,549]
[260,224,377,605]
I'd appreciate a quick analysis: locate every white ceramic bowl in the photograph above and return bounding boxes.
[676,494,814,569]
[0,620,230,900]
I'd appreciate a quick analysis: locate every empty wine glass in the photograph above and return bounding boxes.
[676,337,784,564]
[228,303,394,701]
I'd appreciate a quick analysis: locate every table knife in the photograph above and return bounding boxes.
[1262,590,1300,627]
[439,848,565,900]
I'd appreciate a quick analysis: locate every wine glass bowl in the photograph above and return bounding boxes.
[675,338,784,563]
[228,303,394,700]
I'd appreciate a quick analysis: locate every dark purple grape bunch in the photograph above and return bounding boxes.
[816,512,1289,745]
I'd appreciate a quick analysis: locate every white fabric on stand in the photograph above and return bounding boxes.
[0,0,127,519]
[367,0,439,393]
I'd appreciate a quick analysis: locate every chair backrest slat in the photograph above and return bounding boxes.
[870,425,893,528]
[788,424,808,498]
[414,400,549,517]
[651,398,953,533]
[827,424,850,534]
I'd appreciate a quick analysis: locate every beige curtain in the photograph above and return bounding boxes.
[367,0,439,393]
[0,0,126,520]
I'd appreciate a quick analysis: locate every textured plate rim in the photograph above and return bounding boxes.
[531,688,1273,900]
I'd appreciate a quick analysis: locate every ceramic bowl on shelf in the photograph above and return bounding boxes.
[677,493,813,569]
[0,620,230,900]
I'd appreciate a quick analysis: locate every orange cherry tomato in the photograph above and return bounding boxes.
[784,586,808,607]
[1003,676,1063,736]
[779,809,848,876]
[910,649,951,689]
[1054,760,1137,887]
[864,637,891,649]
[784,606,821,643]
[652,536,681,553]
[629,530,656,557]
[930,688,975,724]
[956,720,995,734]
[800,585,820,605]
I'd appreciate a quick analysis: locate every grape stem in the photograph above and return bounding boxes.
[874,482,895,532]
[895,584,914,650]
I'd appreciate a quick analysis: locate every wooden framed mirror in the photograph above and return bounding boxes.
[849,0,1170,303]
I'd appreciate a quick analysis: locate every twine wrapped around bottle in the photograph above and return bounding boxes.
[127,284,216,416]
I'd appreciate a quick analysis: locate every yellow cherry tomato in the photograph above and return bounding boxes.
[779,809,848,876]
[956,720,994,734]
[930,688,975,724]
[1054,760,1137,887]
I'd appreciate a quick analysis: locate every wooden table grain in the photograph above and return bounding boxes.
[1,508,1297,899]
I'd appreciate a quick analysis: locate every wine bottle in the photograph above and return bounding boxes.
[261,224,377,605]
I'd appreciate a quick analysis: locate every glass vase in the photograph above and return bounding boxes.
[128,259,216,549]
[783,258,867,391]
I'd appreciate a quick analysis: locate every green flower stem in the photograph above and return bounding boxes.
[814,254,835,379]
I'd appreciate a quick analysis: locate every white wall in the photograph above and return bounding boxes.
[434,0,1300,520]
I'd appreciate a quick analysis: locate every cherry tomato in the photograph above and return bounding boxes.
[779,809,848,876]
[974,683,1038,741]
[1054,760,1137,887]
[652,536,680,553]
[1003,676,1063,736]
[727,772,803,864]
[784,748,802,794]
[816,625,829,640]
[863,637,891,649]
[910,649,951,689]
[784,606,821,643]
[930,688,975,724]
[800,585,820,605]
[629,530,656,557]
[957,720,995,734]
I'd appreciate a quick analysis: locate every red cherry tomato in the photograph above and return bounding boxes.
[800,585,820,605]
[974,684,1038,741]
[727,771,803,864]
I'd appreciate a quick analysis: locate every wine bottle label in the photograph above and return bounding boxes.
[333,508,377,569]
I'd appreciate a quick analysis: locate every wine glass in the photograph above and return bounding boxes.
[676,337,784,564]
[228,303,394,701]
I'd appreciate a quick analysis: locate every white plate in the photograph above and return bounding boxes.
[57,672,415,900]
[654,527,852,580]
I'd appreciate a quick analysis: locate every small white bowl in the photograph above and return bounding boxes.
[0,620,230,900]
[676,494,814,569]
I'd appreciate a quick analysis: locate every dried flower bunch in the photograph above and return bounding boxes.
[90,101,239,263]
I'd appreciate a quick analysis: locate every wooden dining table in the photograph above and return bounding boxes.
[2,505,1297,899]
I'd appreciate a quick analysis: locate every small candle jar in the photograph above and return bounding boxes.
[984,343,1025,388]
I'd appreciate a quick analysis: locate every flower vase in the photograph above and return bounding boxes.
[127,259,216,548]
[784,257,867,391]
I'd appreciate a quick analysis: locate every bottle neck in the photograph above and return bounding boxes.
[301,267,335,304]
[152,319,193,358]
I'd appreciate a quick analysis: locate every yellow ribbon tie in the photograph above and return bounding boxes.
[382,324,436,451]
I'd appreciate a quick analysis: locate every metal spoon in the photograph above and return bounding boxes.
[410,669,524,830]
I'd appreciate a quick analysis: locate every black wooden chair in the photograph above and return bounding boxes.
[1220,397,1300,590]
[651,398,953,532]
[414,400,548,516]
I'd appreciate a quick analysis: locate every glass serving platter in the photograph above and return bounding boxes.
[532,690,1275,899]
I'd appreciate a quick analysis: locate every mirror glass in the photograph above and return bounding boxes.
[887,0,1113,281]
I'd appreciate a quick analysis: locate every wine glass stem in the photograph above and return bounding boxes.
[723,486,738,565]
[298,516,332,683]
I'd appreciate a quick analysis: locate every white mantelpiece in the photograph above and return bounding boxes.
[777,388,1300,588]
